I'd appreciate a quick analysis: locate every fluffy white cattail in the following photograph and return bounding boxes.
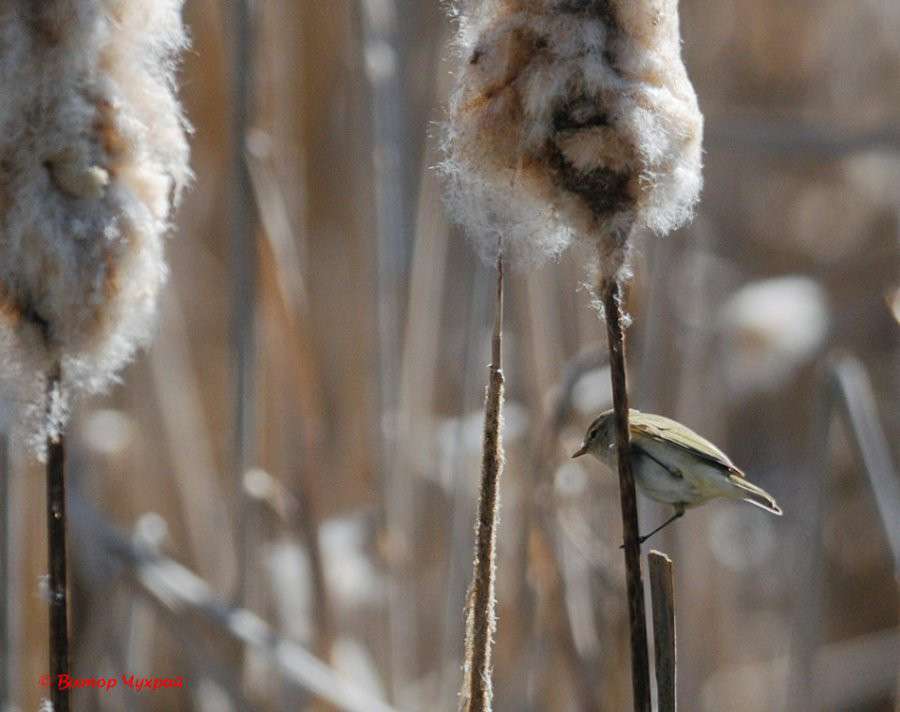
[0,0,191,453]
[443,0,703,271]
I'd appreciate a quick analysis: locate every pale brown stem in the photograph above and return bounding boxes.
[462,248,505,712]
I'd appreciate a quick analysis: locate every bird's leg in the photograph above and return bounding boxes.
[639,505,685,545]
[620,505,685,548]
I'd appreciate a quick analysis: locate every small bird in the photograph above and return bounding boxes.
[572,409,782,544]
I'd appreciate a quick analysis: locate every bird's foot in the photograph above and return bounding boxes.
[618,535,649,550]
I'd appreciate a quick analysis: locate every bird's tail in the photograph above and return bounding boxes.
[728,475,783,515]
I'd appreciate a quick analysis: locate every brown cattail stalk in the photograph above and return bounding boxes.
[461,249,505,712]
[45,364,69,712]
[599,271,651,712]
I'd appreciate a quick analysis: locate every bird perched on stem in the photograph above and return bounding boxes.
[573,409,782,544]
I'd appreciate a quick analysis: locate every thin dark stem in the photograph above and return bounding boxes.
[599,276,651,712]
[649,551,676,712]
[46,364,69,712]
[463,248,504,712]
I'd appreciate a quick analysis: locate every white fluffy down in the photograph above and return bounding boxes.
[0,0,190,455]
[443,0,703,268]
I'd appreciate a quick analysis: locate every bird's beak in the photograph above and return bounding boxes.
[571,444,588,459]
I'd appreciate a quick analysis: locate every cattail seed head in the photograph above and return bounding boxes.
[443,0,703,272]
[0,0,190,454]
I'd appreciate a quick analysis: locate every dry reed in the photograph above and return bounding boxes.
[460,250,505,712]
[649,550,676,712]
[229,0,257,610]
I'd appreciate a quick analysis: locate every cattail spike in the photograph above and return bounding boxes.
[443,0,703,269]
[0,0,191,454]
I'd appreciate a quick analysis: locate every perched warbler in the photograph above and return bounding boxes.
[572,409,782,543]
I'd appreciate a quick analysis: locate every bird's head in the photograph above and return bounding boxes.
[572,409,616,461]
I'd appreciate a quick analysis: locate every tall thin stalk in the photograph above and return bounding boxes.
[359,0,415,696]
[230,0,258,606]
[598,269,651,712]
[461,248,504,712]
[46,364,69,712]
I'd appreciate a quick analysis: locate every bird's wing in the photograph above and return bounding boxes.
[630,439,684,479]
[630,411,744,477]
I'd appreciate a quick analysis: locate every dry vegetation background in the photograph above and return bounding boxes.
[3,1,899,710]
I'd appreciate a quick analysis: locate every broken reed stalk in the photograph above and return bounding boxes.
[462,250,505,712]
[46,364,69,712]
[599,273,651,712]
[649,551,676,712]
[0,429,9,710]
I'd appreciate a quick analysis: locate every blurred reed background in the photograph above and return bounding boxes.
[3,0,899,710]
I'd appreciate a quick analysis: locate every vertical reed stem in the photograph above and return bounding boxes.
[230,0,257,606]
[599,275,651,712]
[46,364,69,712]
[649,550,676,712]
[463,248,504,712]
